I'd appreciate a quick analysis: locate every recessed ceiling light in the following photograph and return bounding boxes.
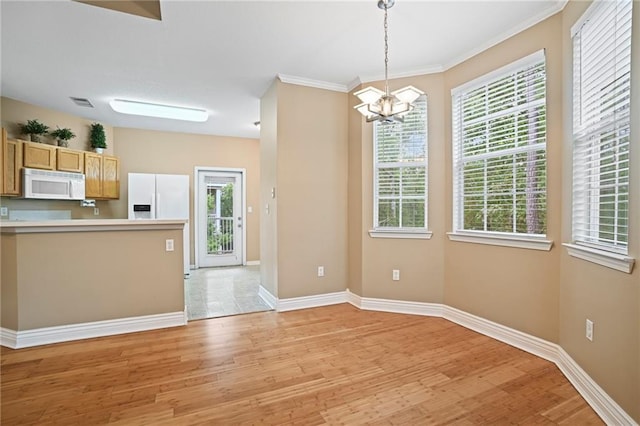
[70,97,94,108]
[109,99,208,122]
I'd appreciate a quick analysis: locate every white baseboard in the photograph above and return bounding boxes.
[349,291,443,317]
[246,260,261,266]
[1,328,17,348]
[442,306,559,364]
[0,311,187,349]
[258,285,277,309]
[277,291,347,312]
[556,347,637,425]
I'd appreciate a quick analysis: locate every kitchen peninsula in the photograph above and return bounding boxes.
[0,219,187,349]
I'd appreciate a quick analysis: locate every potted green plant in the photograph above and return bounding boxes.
[50,127,76,148]
[89,122,107,153]
[19,119,49,143]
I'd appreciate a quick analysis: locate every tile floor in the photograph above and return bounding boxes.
[184,265,273,321]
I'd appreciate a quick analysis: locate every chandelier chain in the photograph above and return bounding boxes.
[383,5,389,95]
[353,0,423,123]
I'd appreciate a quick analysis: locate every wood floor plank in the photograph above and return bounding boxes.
[1,304,603,425]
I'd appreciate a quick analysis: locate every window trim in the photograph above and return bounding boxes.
[369,228,433,240]
[563,243,635,274]
[447,230,552,251]
[372,95,429,235]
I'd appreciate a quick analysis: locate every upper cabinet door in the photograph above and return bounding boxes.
[23,142,56,170]
[57,148,84,173]
[84,152,102,199]
[102,155,120,199]
[1,129,23,196]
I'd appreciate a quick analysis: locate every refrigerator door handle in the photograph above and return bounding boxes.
[151,193,156,219]
[156,193,160,219]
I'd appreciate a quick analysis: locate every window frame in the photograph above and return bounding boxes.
[449,50,552,251]
[566,0,635,273]
[370,95,431,239]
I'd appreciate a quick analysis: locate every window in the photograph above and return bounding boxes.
[571,0,632,255]
[451,51,547,242]
[372,96,428,235]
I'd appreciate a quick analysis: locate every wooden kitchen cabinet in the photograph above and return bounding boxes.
[84,152,102,198]
[84,152,120,199]
[23,141,56,170]
[1,128,23,196]
[102,155,120,199]
[57,148,84,173]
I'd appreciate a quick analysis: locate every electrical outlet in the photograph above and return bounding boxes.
[166,239,174,252]
[317,266,324,277]
[586,319,594,341]
[0,207,8,217]
[94,207,99,216]
[392,269,400,281]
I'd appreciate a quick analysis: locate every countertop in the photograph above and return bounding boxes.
[0,219,187,234]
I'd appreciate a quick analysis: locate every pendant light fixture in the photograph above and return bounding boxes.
[354,0,423,123]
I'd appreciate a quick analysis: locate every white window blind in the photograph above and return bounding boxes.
[452,51,547,235]
[374,95,427,229]
[571,0,632,254]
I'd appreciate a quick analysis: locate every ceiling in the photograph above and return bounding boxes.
[1,0,565,139]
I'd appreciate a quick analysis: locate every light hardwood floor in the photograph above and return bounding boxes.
[1,304,602,425]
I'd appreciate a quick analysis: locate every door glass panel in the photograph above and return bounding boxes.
[207,183,234,255]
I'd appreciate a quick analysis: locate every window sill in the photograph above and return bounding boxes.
[563,243,635,274]
[368,229,433,240]
[447,231,553,251]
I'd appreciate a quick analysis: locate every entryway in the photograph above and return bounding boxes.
[195,168,245,268]
[184,265,272,320]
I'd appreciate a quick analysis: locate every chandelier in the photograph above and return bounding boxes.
[354,0,423,123]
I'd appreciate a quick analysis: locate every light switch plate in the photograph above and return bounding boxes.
[0,207,8,216]
[166,239,174,252]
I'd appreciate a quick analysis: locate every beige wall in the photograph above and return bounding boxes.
[260,81,278,296]
[1,97,119,219]
[1,234,19,330]
[349,73,446,303]
[443,14,563,343]
[1,228,184,330]
[262,81,349,299]
[113,127,261,264]
[559,1,640,420]
[347,86,364,296]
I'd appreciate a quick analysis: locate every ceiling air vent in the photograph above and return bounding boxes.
[70,97,94,108]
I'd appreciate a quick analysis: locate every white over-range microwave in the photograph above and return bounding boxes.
[22,168,86,200]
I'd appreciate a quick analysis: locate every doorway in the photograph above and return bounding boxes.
[195,168,245,268]
[184,265,272,320]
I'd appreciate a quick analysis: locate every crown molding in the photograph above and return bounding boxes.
[347,77,362,93]
[358,64,445,85]
[277,74,348,93]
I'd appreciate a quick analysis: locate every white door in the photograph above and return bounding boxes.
[197,170,243,267]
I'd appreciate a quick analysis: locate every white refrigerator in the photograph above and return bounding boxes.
[128,173,190,276]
